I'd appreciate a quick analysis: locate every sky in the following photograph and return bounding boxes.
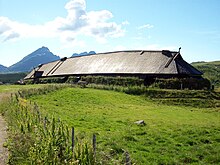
[0,0,220,67]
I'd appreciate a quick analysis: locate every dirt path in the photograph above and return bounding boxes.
[0,94,9,165]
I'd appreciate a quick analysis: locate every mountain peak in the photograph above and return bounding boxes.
[72,51,96,57]
[34,46,50,54]
[8,47,60,72]
[0,64,9,73]
[40,46,50,51]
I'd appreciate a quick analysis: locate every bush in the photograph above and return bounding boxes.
[153,78,211,90]
[81,76,144,87]
[66,76,80,84]
[25,76,69,84]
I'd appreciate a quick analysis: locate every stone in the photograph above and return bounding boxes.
[134,120,145,125]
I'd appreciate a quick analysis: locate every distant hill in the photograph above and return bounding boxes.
[72,51,96,57]
[8,46,60,72]
[192,61,220,87]
[0,73,26,84]
[0,64,9,73]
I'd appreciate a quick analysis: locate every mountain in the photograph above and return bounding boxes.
[72,51,96,57]
[0,64,9,73]
[1,48,95,73]
[8,46,60,72]
[192,61,220,87]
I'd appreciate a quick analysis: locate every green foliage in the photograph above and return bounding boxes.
[192,61,220,87]
[0,98,72,164]
[79,76,210,90]
[88,84,146,95]
[67,76,144,87]
[0,73,27,84]
[152,78,211,90]
[66,76,80,84]
[73,141,95,165]
[24,77,69,84]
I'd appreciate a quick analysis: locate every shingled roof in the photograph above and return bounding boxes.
[24,50,202,79]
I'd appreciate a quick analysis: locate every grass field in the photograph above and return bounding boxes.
[28,87,220,164]
[0,84,46,93]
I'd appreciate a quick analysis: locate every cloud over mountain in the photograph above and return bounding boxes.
[0,0,126,44]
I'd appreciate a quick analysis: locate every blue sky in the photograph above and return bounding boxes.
[0,0,219,67]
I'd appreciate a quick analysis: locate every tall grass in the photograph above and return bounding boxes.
[0,86,96,164]
[17,84,70,98]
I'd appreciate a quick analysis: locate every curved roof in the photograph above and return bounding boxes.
[25,50,202,79]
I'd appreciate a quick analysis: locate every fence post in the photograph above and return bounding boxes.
[125,151,131,165]
[44,117,47,129]
[93,134,96,162]
[72,127,75,158]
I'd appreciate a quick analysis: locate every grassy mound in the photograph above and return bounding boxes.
[192,61,220,87]
[88,84,220,108]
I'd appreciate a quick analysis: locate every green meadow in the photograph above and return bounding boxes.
[27,87,220,164]
[0,84,46,93]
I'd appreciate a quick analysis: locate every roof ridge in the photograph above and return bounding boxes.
[96,50,178,55]
[37,49,179,65]
[68,50,178,59]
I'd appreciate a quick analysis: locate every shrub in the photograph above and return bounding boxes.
[153,78,211,90]
[81,76,144,87]
[25,76,69,84]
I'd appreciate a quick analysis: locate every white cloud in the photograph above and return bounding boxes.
[65,0,86,11]
[0,0,125,44]
[0,16,59,42]
[122,21,130,25]
[0,17,18,42]
[0,17,12,35]
[137,24,154,30]
[3,31,20,42]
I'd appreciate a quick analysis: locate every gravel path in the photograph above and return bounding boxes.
[0,94,9,165]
